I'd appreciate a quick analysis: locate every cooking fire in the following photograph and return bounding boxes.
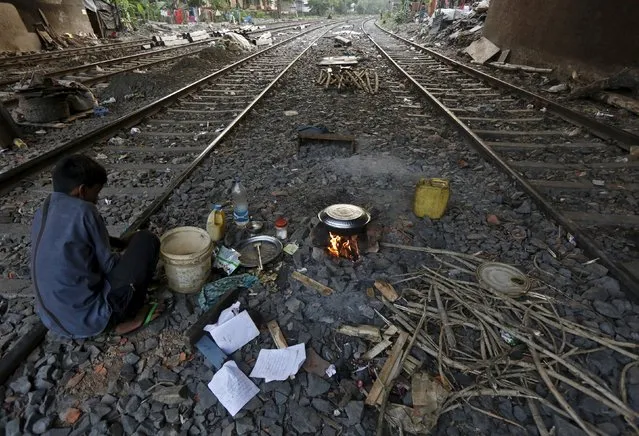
[327,232,360,261]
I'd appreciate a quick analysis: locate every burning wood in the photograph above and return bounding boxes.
[327,232,360,261]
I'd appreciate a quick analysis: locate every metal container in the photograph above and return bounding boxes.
[318,204,371,233]
[234,235,283,268]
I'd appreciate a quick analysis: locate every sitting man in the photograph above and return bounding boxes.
[31,154,163,338]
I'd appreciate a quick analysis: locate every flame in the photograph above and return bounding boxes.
[327,232,360,261]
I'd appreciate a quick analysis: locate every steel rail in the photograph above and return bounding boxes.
[373,22,639,149]
[0,22,326,192]
[0,40,149,68]
[0,21,311,71]
[363,21,639,300]
[0,22,337,386]
[0,38,216,88]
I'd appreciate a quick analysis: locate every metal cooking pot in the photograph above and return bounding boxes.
[318,204,371,234]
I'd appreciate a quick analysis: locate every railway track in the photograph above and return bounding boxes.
[0,20,337,384]
[364,20,639,299]
[0,39,148,68]
[1,22,324,177]
[1,21,315,105]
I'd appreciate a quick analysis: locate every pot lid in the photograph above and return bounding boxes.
[318,204,371,230]
[476,262,531,297]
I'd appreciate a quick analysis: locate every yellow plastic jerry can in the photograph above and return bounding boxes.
[413,178,450,219]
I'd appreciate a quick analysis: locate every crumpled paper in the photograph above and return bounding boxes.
[385,372,449,434]
[198,274,258,310]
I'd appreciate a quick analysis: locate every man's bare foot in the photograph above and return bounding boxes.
[114,302,164,335]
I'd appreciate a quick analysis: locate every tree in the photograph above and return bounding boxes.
[307,0,329,15]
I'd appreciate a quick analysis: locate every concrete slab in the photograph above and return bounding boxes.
[464,37,500,64]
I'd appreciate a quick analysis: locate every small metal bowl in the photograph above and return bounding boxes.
[247,220,264,234]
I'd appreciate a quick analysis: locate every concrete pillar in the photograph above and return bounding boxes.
[0,3,42,52]
[482,0,639,77]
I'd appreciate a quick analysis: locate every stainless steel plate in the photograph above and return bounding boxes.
[235,235,283,268]
[476,262,531,297]
[318,204,371,230]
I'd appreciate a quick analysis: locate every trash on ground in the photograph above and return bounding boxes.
[224,32,254,52]
[204,302,259,354]
[108,136,126,146]
[194,335,226,370]
[256,32,273,47]
[249,343,306,382]
[213,245,241,275]
[208,361,259,416]
[546,83,568,93]
[302,347,331,377]
[283,243,299,255]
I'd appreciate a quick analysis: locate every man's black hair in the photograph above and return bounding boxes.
[52,154,108,194]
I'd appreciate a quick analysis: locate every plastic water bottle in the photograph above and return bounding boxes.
[232,177,249,227]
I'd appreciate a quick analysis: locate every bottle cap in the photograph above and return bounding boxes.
[275,217,287,228]
[213,204,222,210]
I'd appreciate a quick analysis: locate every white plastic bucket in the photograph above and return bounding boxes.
[160,226,214,294]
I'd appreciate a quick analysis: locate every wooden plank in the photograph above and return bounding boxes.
[167,109,240,114]
[509,160,639,170]
[106,146,201,154]
[178,101,245,106]
[291,271,333,296]
[365,331,409,406]
[562,211,639,226]
[362,339,392,360]
[137,131,200,137]
[459,117,544,123]
[487,141,607,151]
[432,92,501,98]
[298,132,355,142]
[476,130,568,137]
[531,179,639,191]
[336,325,381,341]
[267,320,288,349]
[374,280,399,302]
[146,119,218,125]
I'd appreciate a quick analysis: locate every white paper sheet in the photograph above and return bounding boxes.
[205,309,259,354]
[249,343,307,382]
[208,361,259,416]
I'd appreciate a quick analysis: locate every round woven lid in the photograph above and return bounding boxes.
[476,262,531,297]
